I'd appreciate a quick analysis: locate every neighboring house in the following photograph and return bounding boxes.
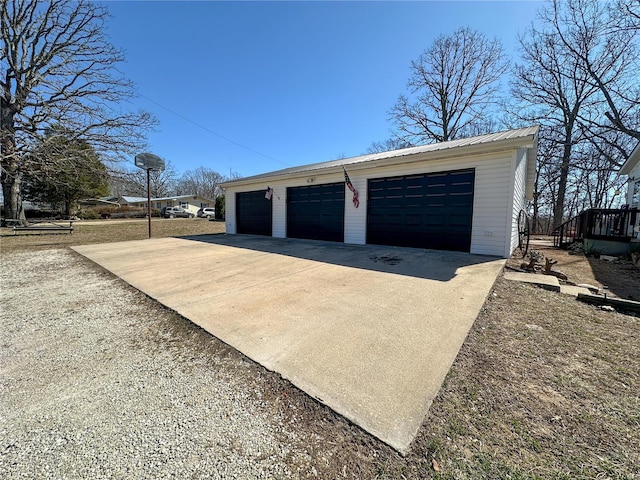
[118,194,215,216]
[78,197,121,207]
[555,142,640,254]
[222,126,540,259]
[620,142,640,209]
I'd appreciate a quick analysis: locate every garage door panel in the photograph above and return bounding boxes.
[236,190,272,236]
[405,214,423,226]
[287,183,345,242]
[424,214,446,225]
[450,215,472,226]
[367,169,475,252]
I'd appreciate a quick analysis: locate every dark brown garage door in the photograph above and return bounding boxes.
[287,183,345,242]
[367,169,475,252]
[236,190,272,236]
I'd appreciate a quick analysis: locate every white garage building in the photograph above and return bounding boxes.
[222,126,539,258]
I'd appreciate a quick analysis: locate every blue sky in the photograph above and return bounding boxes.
[104,1,542,177]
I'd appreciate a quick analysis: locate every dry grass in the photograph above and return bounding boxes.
[406,278,640,479]
[0,218,225,254]
[1,224,638,478]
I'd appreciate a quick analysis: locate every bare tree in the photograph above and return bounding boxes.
[510,18,602,229]
[388,27,508,144]
[1,0,155,221]
[619,0,640,30]
[545,0,640,141]
[122,160,179,198]
[510,0,639,230]
[528,127,562,234]
[176,167,225,199]
[366,137,413,154]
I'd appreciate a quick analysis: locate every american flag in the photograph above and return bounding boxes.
[343,167,359,208]
[265,186,273,200]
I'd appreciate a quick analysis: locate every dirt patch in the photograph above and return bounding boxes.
[507,238,640,300]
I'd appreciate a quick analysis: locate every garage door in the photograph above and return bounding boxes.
[236,190,272,236]
[367,169,475,252]
[287,183,345,242]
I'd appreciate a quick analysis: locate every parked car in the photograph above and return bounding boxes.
[198,207,216,219]
[162,207,195,218]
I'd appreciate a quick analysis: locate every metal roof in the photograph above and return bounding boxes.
[120,194,215,203]
[120,196,149,203]
[223,125,539,186]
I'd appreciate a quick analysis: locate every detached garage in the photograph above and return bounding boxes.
[222,126,539,258]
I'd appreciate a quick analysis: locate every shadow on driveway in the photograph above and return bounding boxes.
[179,233,500,282]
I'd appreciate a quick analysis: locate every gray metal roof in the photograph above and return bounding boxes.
[120,194,215,203]
[120,196,149,203]
[223,126,539,187]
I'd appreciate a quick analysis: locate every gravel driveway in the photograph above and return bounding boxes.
[1,250,387,479]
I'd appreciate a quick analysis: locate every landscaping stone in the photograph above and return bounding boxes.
[503,271,560,292]
[577,283,600,293]
[559,285,593,297]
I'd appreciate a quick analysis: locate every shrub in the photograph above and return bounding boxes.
[567,242,585,255]
[79,210,100,220]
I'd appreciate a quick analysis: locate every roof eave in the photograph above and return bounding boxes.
[619,142,640,176]
[221,131,539,189]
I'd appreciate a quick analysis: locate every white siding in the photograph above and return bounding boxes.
[225,190,237,234]
[225,148,529,258]
[507,149,528,257]
[627,163,640,207]
[468,155,512,257]
[272,186,286,238]
[344,174,367,245]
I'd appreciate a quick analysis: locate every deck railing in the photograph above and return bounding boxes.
[553,208,639,248]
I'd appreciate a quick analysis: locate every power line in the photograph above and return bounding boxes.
[138,94,291,167]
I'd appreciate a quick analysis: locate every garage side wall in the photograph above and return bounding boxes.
[508,148,528,256]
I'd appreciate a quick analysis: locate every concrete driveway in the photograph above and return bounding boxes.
[73,235,505,453]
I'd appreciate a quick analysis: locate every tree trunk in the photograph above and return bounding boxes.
[553,153,571,230]
[0,111,26,223]
[1,166,25,223]
[553,125,575,230]
[532,192,540,235]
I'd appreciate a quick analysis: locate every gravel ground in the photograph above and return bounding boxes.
[4,245,638,479]
[0,249,342,479]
